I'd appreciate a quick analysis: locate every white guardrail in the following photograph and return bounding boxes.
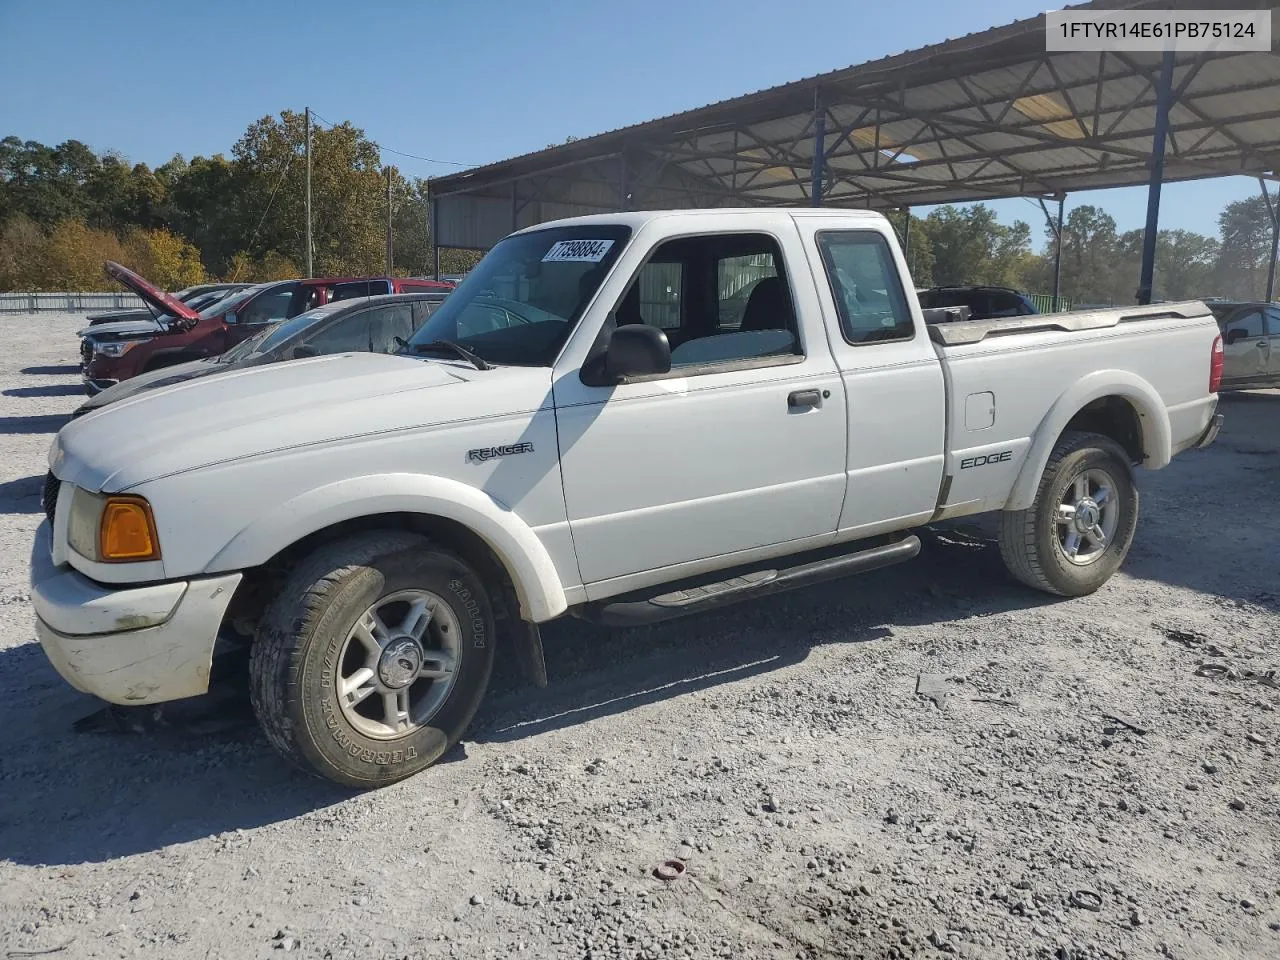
[0,292,146,314]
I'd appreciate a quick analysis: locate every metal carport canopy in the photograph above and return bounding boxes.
[429,0,1280,254]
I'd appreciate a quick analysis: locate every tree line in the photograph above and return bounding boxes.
[892,193,1275,305]
[0,111,479,292]
[1,111,1276,303]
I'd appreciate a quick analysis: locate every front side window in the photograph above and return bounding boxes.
[240,287,296,325]
[612,233,802,370]
[307,311,376,354]
[1225,309,1265,340]
[817,231,914,344]
[717,254,778,330]
[407,225,631,366]
[1266,308,1280,335]
[365,304,416,352]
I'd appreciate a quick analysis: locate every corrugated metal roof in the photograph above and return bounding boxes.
[432,0,1280,248]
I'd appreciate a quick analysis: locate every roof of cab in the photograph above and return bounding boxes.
[509,207,892,236]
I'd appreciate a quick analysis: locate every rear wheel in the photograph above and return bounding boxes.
[249,532,495,788]
[998,431,1138,597]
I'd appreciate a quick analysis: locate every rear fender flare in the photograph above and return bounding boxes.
[1004,370,1170,512]
[207,473,568,622]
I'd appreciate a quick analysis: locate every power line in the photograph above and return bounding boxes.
[308,109,473,168]
[232,147,295,281]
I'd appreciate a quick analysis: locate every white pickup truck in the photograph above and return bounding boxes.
[33,208,1224,788]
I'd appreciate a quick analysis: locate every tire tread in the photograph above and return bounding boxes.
[248,531,430,779]
[998,430,1131,597]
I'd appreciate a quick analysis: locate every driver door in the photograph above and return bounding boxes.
[552,224,847,595]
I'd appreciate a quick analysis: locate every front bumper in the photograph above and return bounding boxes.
[30,523,242,705]
[82,375,117,396]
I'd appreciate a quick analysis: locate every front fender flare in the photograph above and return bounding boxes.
[207,473,568,622]
[1005,370,1171,512]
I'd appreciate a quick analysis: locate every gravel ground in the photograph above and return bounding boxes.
[0,313,1277,960]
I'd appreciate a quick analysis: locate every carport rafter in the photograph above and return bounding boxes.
[431,0,1280,294]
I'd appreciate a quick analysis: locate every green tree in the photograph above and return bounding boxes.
[1053,205,1120,303]
[232,110,388,276]
[1213,195,1273,299]
[925,204,1032,287]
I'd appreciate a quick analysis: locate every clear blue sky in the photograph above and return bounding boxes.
[0,0,1264,251]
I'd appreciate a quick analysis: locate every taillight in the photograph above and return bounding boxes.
[1209,334,1223,394]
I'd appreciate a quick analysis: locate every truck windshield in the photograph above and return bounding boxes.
[405,225,631,366]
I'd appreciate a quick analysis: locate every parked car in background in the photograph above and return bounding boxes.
[1206,299,1280,390]
[76,285,250,344]
[72,292,449,418]
[918,285,1038,320]
[79,263,446,394]
[83,281,252,327]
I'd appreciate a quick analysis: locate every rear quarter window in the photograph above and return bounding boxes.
[816,231,914,344]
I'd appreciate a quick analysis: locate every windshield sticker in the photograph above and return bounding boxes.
[542,239,615,263]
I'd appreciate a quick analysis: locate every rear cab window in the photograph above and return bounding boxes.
[815,231,914,344]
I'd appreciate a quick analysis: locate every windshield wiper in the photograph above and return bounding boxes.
[410,339,492,371]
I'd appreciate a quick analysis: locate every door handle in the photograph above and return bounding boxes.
[787,389,823,410]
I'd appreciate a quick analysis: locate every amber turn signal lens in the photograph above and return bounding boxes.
[98,496,160,562]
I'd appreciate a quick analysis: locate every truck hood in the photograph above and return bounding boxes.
[51,352,554,492]
[77,317,166,340]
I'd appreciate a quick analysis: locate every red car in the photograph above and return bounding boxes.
[80,263,454,395]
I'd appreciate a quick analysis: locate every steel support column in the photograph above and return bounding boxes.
[1137,50,1175,305]
[811,89,825,207]
[1053,194,1065,311]
[1037,194,1067,312]
[1260,178,1279,302]
[902,208,911,258]
[431,195,440,280]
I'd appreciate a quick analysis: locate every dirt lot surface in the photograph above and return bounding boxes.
[0,313,1276,960]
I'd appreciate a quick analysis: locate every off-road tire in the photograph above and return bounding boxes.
[998,431,1138,597]
[249,531,496,788]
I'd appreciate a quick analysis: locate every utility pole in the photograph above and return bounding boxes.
[385,166,394,275]
[304,107,313,278]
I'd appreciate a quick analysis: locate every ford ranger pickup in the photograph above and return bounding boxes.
[33,208,1224,788]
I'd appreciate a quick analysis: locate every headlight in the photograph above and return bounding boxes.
[92,339,150,358]
[66,487,161,563]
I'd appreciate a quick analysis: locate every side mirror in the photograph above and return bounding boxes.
[1223,327,1245,345]
[292,344,321,359]
[224,311,237,325]
[603,324,671,382]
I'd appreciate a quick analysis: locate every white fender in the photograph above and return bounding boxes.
[208,473,568,622]
[1005,370,1171,512]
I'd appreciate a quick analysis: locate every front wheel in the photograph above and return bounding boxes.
[998,431,1139,597]
[249,532,495,788]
